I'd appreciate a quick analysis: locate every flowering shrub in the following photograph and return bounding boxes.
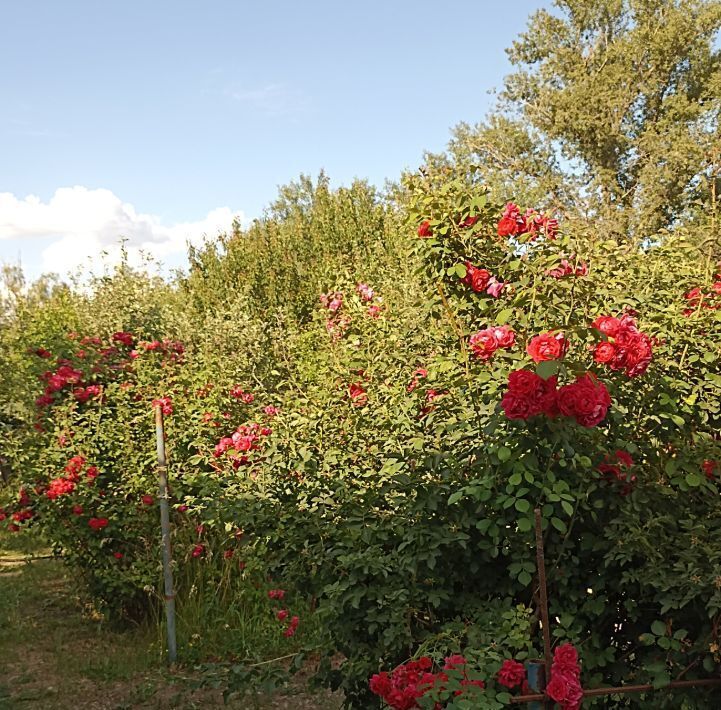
[2,172,720,708]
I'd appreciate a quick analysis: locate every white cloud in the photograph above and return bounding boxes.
[0,187,246,276]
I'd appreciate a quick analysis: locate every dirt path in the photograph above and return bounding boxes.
[0,546,341,710]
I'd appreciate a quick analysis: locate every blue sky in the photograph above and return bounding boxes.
[0,0,546,279]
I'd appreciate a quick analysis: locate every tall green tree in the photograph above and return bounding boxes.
[446,0,721,239]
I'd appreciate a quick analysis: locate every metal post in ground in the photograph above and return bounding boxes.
[534,508,553,709]
[155,405,177,664]
[525,661,546,710]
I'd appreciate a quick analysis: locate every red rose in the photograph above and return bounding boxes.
[112,331,134,347]
[703,460,718,480]
[141,495,154,506]
[502,370,557,420]
[553,643,579,671]
[546,674,570,703]
[417,220,432,238]
[88,517,108,531]
[471,268,492,292]
[497,215,520,237]
[591,316,621,337]
[369,672,393,698]
[497,659,526,689]
[593,341,616,363]
[527,332,567,362]
[492,326,516,349]
[557,373,611,427]
[615,450,633,468]
[349,383,368,406]
[508,369,543,397]
[501,391,535,420]
[469,330,499,361]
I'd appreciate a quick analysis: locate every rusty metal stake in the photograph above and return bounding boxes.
[534,508,553,709]
[155,405,177,664]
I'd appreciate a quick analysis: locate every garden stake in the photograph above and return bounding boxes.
[525,661,545,710]
[155,405,177,664]
[533,508,553,709]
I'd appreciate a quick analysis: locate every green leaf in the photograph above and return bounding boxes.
[685,473,702,487]
[517,517,532,532]
[651,620,667,637]
[551,517,567,533]
[495,308,513,325]
[536,360,560,379]
[497,446,512,462]
[515,499,531,513]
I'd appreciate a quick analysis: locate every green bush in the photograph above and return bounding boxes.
[2,171,721,708]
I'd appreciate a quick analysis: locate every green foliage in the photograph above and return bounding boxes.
[445,0,721,240]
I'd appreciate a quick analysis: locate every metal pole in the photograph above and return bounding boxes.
[526,661,546,710]
[155,405,177,664]
[534,508,553,709]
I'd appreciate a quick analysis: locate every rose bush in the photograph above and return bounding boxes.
[1,172,720,708]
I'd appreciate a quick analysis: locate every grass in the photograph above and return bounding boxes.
[0,531,341,709]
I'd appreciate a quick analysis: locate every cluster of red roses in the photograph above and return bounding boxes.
[496,202,558,240]
[598,450,636,495]
[591,314,653,378]
[546,258,589,279]
[369,655,484,710]
[2,488,34,532]
[502,370,612,428]
[267,589,301,637]
[35,363,85,408]
[152,396,174,415]
[460,262,505,297]
[33,330,185,422]
[213,422,272,467]
[128,338,185,362]
[683,280,721,317]
[229,385,255,403]
[469,326,516,361]
[45,455,99,501]
[357,282,384,319]
[546,644,583,710]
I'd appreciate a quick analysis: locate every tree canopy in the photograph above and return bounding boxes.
[445,0,721,239]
